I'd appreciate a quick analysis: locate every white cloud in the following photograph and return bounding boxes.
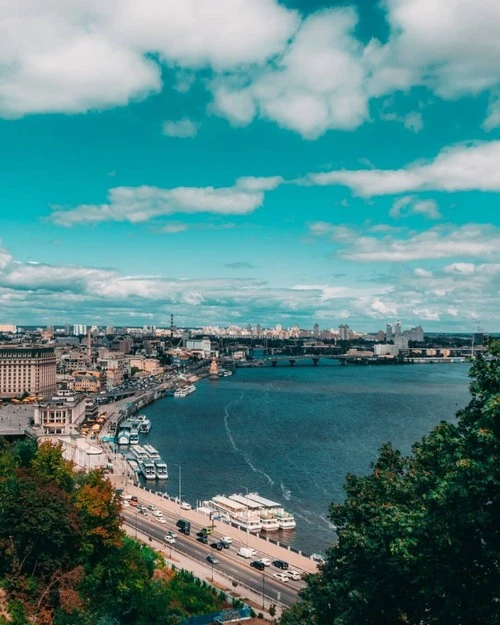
[235,176,284,191]
[211,9,369,139]
[308,141,500,196]
[483,96,500,131]
[369,0,500,98]
[371,299,397,317]
[414,268,433,278]
[390,195,441,220]
[50,183,266,226]
[311,222,500,263]
[403,111,423,133]
[0,0,299,117]
[161,222,189,234]
[162,118,199,138]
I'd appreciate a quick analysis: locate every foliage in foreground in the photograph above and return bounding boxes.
[281,342,500,625]
[0,440,224,624]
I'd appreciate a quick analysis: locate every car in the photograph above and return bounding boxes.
[164,536,176,544]
[148,504,157,511]
[180,502,191,510]
[138,509,148,516]
[164,531,177,539]
[131,496,138,502]
[206,555,219,565]
[219,540,231,549]
[197,535,208,544]
[273,572,289,583]
[272,560,289,570]
[152,510,163,517]
[259,558,271,567]
[210,542,223,551]
[157,518,167,524]
[311,553,325,564]
[130,500,137,507]
[221,536,232,544]
[286,571,301,581]
[250,560,265,570]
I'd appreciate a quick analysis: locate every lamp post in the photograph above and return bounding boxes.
[241,485,249,545]
[175,464,182,504]
[262,571,265,610]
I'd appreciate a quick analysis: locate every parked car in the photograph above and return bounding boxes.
[250,560,265,570]
[180,502,191,510]
[272,560,289,570]
[286,571,301,581]
[206,555,219,565]
[273,572,289,582]
[311,553,325,564]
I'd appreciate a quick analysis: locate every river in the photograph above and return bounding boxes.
[141,360,471,554]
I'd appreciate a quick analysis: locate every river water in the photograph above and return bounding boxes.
[142,360,471,554]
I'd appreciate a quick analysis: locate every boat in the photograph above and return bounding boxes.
[173,384,196,398]
[218,370,233,377]
[139,459,156,480]
[135,414,152,433]
[130,445,149,462]
[245,492,297,530]
[142,444,161,460]
[154,459,168,480]
[116,430,130,445]
[129,428,139,445]
[202,495,262,533]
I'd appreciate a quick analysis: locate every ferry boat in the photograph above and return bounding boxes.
[173,384,196,398]
[129,428,139,445]
[135,414,152,434]
[246,492,296,530]
[130,445,149,462]
[142,444,161,460]
[202,495,262,533]
[154,459,168,480]
[139,459,156,480]
[218,370,233,377]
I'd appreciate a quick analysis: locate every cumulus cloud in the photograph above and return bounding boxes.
[162,118,199,138]
[50,182,267,226]
[211,8,369,139]
[310,222,500,263]
[390,196,441,220]
[0,0,298,117]
[307,141,500,196]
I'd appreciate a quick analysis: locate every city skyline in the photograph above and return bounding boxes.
[1,1,500,331]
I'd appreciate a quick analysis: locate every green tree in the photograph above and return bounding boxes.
[282,342,500,625]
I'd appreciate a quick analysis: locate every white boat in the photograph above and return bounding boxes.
[130,445,149,461]
[154,459,168,480]
[117,430,130,445]
[204,495,262,533]
[173,387,189,398]
[142,444,161,460]
[134,414,152,433]
[129,428,140,445]
[240,492,296,531]
[139,459,156,480]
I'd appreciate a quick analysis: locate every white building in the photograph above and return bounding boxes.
[34,395,87,435]
[0,324,17,333]
[73,324,88,336]
[38,435,108,470]
[185,338,212,358]
[374,344,400,356]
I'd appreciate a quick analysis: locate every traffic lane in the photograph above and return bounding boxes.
[123,512,300,607]
[125,497,311,578]
[124,507,307,592]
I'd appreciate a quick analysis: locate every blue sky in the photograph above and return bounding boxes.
[1,0,500,331]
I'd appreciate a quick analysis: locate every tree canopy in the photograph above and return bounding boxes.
[0,440,225,624]
[281,342,500,625]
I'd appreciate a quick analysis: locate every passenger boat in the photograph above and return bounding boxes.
[142,444,161,460]
[129,428,139,445]
[135,414,152,433]
[202,495,262,533]
[246,492,297,530]
[154,459,168,479]
[139,459,156,480]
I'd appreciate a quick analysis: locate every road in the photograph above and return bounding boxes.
[123,507,304,607]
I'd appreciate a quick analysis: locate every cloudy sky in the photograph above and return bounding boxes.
[1,0,499,331]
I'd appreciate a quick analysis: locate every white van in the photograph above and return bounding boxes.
[238,547,255,559]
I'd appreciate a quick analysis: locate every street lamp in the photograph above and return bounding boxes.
[241,485,249,545]
[262,571,265,610]
[175,464,182,504]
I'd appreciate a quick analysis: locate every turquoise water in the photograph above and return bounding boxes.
[143,361,471,553]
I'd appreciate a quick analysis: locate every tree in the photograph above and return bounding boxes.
[282,342,500,625]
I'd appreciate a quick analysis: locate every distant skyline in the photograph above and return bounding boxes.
[1,1,500,331]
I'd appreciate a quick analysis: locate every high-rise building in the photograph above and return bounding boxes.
[313,323,320,338]
[0,346,56,399]
[395,320,401,340]
[386,324,393,342]
[73,324,87,336]
[338,324,350,341]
